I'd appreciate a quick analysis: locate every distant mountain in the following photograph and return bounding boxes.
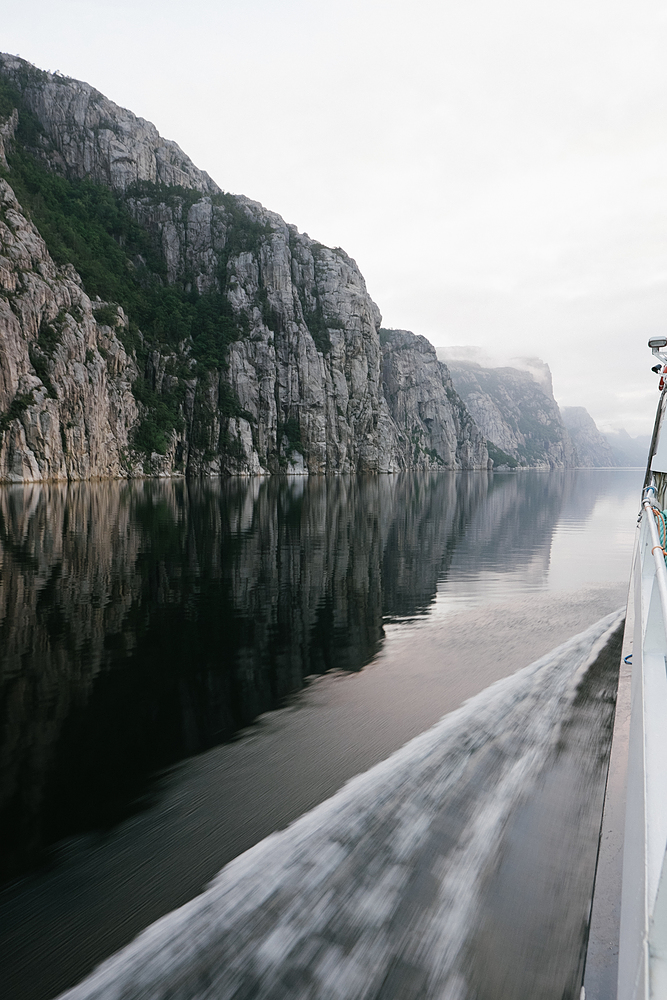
[604,429,651,469]
[441,354,575,469]
[561,407,616,467]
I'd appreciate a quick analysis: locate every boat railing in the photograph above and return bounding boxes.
[617,371,667,1000]
[640,485,667,645]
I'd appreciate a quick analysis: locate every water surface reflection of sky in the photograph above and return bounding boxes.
[547,471,642,592]
[420,469,644,619]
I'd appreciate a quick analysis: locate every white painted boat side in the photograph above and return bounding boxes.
[618,387,667,1000]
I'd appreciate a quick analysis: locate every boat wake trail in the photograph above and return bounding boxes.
[59,610,624,1000]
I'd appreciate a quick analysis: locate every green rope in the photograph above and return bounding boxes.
[657,510,667,550]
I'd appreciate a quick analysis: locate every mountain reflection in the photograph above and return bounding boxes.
[0,471,573,883]
[446,470,597,589]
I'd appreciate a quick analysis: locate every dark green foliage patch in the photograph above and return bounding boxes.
[424,447,444,466]
[279,415,304,458]
[29,346,57,398]
[28,312,65,399]
[93,304,120,328]
[486,441,518,469]
[0,391,34,432]
[38,311,66,352]
[131,378,185,457]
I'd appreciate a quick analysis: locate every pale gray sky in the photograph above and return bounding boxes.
[3,0,666,434]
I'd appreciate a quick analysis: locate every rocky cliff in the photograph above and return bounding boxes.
[0,55,488,480]
[380,329,485,469]
[561,407,616,467]
[443,357,576,468]
[0,178,140,480]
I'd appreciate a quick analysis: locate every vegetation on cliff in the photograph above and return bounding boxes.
[0,75,260,455]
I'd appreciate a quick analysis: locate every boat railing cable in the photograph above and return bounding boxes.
[642,482,667,641]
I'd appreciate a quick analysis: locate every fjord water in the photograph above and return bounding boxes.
[0,470,641,1000]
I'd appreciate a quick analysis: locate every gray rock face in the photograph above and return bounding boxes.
[561,407,616,467]
[380,329,489,469]
[0,108,18,169]
[0,179,139,482]
[446,360,576,468]
[0,55,488,480]
[0,56,217,194]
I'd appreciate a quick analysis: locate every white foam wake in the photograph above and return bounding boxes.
[58,610,624,1000]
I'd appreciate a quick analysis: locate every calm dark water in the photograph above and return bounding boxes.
[0,470,642,999]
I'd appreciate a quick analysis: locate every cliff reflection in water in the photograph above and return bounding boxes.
[0,471,572,884]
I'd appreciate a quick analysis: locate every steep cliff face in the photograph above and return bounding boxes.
[380,329,488,469]
[0,177,139,481]
[0,55,488,479]
[445,359,576,468]
[561,407,616,468]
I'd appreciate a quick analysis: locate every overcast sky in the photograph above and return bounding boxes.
[3,0,666,434]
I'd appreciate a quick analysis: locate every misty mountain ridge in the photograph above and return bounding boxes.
[441,347,643,469]
[603,429,651,468]
[439,346,554,394]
